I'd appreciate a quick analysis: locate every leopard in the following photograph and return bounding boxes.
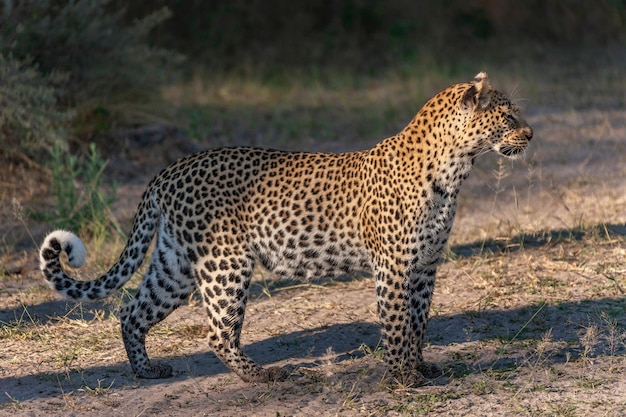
[40,72,532,386]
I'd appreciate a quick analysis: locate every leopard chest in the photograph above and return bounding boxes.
[409,187,459,269]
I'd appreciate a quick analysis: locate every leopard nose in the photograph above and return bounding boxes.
[523,126,533,141]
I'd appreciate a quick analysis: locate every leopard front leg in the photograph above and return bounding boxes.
[374,269,424,386]
[407,265,443,379]
[374,265,441,386]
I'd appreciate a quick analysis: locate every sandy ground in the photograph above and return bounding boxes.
[1,104,626,416]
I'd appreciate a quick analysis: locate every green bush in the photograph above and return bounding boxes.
[1,0,183,105]
[0,0,183,157]
[0,54,72,156]
[46,142,119,241]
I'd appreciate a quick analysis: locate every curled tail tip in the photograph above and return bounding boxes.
[41,230,87,268]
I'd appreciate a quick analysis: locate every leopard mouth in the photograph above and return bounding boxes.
[496,128,532,159]
[497,143,528,158]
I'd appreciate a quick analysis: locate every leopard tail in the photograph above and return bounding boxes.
[39,192,159,301]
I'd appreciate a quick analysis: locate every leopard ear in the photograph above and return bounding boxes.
[462,72,492,111]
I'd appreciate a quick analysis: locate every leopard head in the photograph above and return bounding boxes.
[461,72,533,159]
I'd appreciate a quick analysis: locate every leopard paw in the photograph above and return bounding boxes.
[135,363,173,379]
[417,362,444,379]
[245,366,290,383]
[388,369,426,388]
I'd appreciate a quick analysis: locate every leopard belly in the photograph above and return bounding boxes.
[251,229,372,280]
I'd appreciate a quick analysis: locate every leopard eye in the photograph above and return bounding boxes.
[505,114,517,125]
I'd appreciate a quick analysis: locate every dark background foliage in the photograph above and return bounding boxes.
[0,0,624,158]
[117,0,626,71]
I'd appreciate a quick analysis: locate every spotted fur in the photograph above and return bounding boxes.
[40,72,532,385]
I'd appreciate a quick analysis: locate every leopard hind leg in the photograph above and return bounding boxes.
[196,253,288,383]
[120,228,195,378]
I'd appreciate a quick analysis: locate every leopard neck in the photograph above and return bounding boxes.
[379,101,476,196]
